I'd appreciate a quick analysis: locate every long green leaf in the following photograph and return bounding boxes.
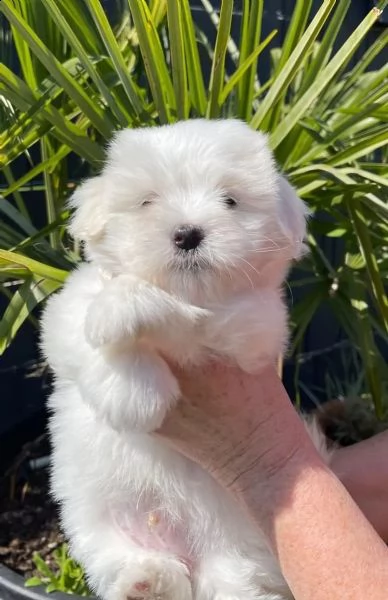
[290,285,327,354]
[181,0,207,115]
[150,0,167,28]
[84,0,146,121]
[2,164,29,218]
[328,129,388,166]
[0,0,113,138]
[8,1,37,90]
[0,64,104,166]
[41,136,61,250]
[237,0,250,116]
[127,0,174,123]
[238,0,264,120]
[250,0,336,130]
[220,30,277,103]
[0,249,69,283]
[166,0,188,119]
[329,28,388,107]
[297,0,351,98]
[289,101,388,167]
[269,4,385,148]
[0,276,60,354]
[200,0,240,65]
[40,0,130,128]
[276,0,313,73]
[331,294,385,417]
[346,195,388,334]
[264,0,313,130]
[2,146,71,198]
[343,167,388,190]
[0,196,36,236]
[206,0,234,118]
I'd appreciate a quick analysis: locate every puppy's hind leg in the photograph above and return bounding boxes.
[111,554,192,600]
[195,554,290,600]
[62,502,192,600]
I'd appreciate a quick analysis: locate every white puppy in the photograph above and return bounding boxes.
[41,119,327,600]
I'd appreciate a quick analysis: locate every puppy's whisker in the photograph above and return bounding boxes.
[218,257,233,283]
[248,248,283,254]
[256,234,282,249]
[245,235,288,251]
[240,266,255,290]
[231,254,261,280]
[248,243,292,254]
[225,264,233,283]
[284,279,294,307]
[245,232,286,246]
[228,253,256,290]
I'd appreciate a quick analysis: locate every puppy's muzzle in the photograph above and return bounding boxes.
[173,225,204,252]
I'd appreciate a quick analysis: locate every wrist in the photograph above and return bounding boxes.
[234,439,333,554]
[220,378,324,501]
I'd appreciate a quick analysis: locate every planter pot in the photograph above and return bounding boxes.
[0,564,88,600]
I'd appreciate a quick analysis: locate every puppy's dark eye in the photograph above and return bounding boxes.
[141,194,156,207]
[224,197,237,208]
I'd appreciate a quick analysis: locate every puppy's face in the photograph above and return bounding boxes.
[70,119,307,299]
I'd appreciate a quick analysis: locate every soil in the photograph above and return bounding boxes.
[0,434,64,578]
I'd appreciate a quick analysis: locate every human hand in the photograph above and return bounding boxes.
[155,360,304,497]
[156,360,388,600]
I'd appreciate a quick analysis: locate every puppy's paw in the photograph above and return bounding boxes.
[176,303,211,328]
[166,304,211,342]
[84,276,154,348]
[79,347,180,432]
[111,557,192,600]
[84,285,150,348]
[85,278,212,350]
[84,295,129,348]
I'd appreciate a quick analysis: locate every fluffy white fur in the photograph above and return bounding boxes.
[41,119,328,600]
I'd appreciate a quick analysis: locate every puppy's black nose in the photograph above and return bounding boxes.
[173,225,204,251]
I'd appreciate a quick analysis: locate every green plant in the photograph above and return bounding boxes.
[25,544,90,595]
[0,0,387,410]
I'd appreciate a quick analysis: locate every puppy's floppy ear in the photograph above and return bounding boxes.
[68,176,107,241]
[276,174,309,260]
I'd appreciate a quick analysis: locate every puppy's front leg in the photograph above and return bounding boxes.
[85,274,210,357]
[80,275,209,432]
[78,345,181,432]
